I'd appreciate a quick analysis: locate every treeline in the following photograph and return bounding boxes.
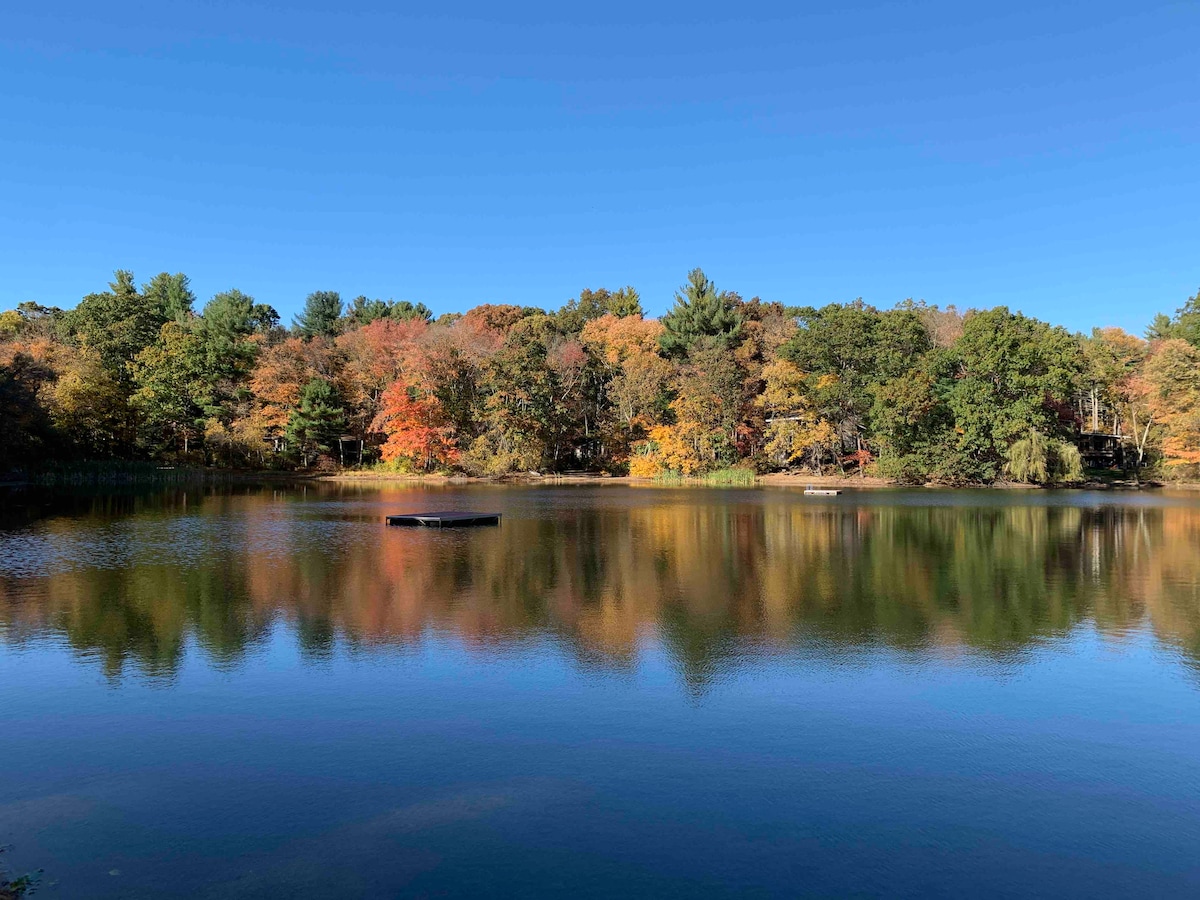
[2,268,1199,483]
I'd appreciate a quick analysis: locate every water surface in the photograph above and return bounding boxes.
[2,484,1199,897]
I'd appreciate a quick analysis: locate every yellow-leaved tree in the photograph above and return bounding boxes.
[756,359,836,470]
[1142,339,1200,467]
[631,346,746,476]
[581,314,672,469]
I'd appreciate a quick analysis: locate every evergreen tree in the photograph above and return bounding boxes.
[286,377,347,465]
[345,296,432,328]
[142,272,197,322]
[390,300,432,322]
[191,290,280,430]
[201,289,278,367]
[606,286,643,319]
[346,295,391,327]
[659,269,742,358]
[1146,289,1200,347]
[1146,312,1176,342]
[294,290,343,339]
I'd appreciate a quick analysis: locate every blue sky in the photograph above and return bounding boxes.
[3,0,1197,332]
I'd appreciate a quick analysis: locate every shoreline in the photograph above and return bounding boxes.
[1,468,1181,492]
[317,470,1168,491]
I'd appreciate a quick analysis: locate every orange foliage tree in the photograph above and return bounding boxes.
[336,318,427,458]
[1142,339,1200,466]
[580,314,672,466]
[371,380,457,470]
[247,337,336,434]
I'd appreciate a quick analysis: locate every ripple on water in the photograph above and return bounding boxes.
[0,515,373,577]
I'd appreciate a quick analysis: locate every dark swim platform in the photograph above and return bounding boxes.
[385,511,502,527]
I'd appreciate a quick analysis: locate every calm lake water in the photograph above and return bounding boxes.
[2,484,1200,897]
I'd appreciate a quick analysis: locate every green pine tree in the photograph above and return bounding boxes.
[286,378,347,466]
[142,272,197,322]
[659,268,743,358]
[293,290,343,339]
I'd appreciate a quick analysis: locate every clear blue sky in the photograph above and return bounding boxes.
[3,0,1197,332]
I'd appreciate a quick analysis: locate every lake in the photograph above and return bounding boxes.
[2,484,1199,897]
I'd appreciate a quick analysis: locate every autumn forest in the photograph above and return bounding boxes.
[2,268,1199,483]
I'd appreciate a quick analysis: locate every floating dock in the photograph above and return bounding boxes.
[803,488,842,496]
[385,511,502,527]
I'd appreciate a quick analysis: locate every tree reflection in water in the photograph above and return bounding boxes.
[2,485,1198,686]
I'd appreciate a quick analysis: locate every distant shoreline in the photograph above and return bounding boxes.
[317,470,1171,491]
[1,467,1182,491]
